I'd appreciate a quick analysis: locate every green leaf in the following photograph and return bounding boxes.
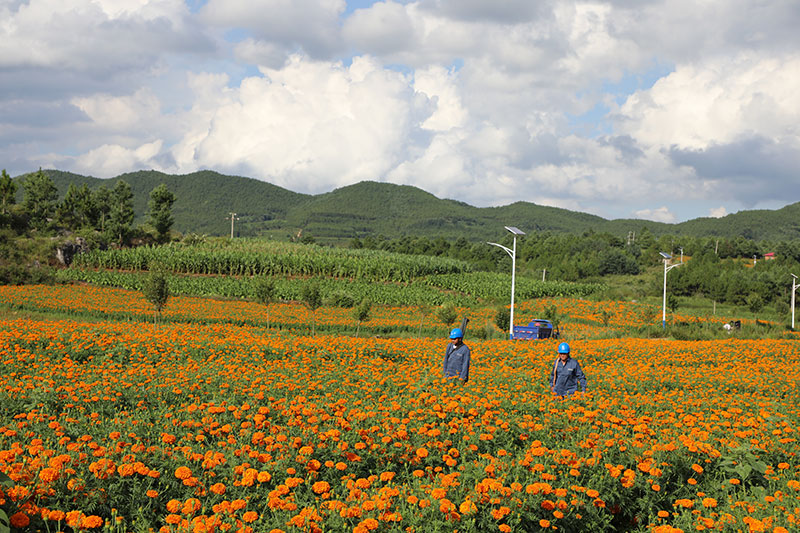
[0,509,10,533]
[752,461,768,475]
[735,464,752,480]
[0,471,12,488]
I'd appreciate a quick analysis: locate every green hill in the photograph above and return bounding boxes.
[11,169,800,242]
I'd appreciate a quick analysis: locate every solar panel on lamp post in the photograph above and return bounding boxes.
[488,226,525,339]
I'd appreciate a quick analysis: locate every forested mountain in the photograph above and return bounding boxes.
[12,169,800,242]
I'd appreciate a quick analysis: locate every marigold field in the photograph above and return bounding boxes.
[1,285,799,533]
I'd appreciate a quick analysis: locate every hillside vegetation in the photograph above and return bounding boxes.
[12,169,800,242]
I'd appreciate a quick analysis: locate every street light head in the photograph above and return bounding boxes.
[792,273,798,279]
[659,252,672,260]
[505,226,525,235]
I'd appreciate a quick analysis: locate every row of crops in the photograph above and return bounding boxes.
[58,268,605,306]
[56,269,475,307]
[73,239,472,282]
[424,272,606,300]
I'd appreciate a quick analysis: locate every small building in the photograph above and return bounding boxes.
[765,252,776,261]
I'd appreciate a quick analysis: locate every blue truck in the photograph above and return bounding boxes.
[512,319,558,340]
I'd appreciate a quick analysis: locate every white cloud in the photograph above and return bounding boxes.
[0,0,207,72]
[5,0,800,223]
[74,141,164,177]
[709,206,727,218]
[633,206,676,223]
[615,53,800,150]
[71,89,162,130]
[180,55,423,192]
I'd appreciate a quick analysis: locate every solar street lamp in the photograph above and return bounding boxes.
[488,226,525,339]
[660,252,682,329]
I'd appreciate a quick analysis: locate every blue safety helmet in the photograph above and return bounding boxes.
[449,328,463,339]
[557,342,570,354]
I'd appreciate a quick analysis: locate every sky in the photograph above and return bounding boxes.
[1,0,799,223]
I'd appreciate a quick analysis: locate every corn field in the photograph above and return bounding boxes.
[73,239,471,282]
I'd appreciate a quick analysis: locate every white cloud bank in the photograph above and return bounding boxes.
[3,0,800,222]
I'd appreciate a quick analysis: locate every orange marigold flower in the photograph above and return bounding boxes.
[10,512,30,529]
[242,511,258,523]
[691,464,704,474]
[146,490,159,498]
[459,500,477,514]
[539,519,551,528]
[39,467,59,483]
[81,515,103,529]
[210,483,226,495]
[312,481,331,494]
[165,514,182,525]
[47,510,66,521]
[701,498,717,508]
[175,466,192,480]
[360,518,379,530]
[416,448,429,458]
[499,525,511,532]
[167,499,182,513]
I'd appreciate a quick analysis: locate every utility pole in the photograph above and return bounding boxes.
[228,212,239,239]
[542,268,546,282]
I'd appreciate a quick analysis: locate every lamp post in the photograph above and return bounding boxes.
[488,226,526,339]
[660,252,682,329]
[792,274,798,330]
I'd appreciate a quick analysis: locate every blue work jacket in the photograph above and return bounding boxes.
[549,356,586,396]
[443,342,470,382]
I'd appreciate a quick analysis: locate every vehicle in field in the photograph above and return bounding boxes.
[512,319,558,340]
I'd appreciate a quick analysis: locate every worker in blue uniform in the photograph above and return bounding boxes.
[549,342,587,396]
[443,327,470,383]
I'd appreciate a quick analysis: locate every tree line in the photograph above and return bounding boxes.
[0,169,175,245]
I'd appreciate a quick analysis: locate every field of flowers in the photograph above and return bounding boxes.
[0,285,732,340]
[1,282,800,533]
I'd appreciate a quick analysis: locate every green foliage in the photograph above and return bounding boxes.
[667,293,680,313]
[302,281,322,336]
[436,303,457,330]
[0,169,16,215]
[34,168,800,243]
[73,239,472,282]
[253,275,276,329]
[253,276,276,305]
[21,168,58,232]
[542,304,562,328]
[494,306,510,332]
[93,184,112,232]
[425,272,604,300]
[142,267,170,321]
[747,292,765,317]
[107,180,135,245]
[148,183,176,241]
[56,268,473,306]
[301,282,322,311]
[324,290,356,308]
[352,299,371,337]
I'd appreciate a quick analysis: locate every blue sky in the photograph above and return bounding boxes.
[1,0,799,223]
